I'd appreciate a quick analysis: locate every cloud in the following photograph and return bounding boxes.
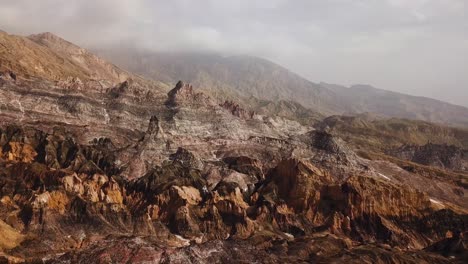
[0,0,467,106]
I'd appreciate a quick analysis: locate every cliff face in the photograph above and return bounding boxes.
[0,31,467,263]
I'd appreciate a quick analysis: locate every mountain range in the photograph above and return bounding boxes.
[0,30,466,263]
[98,48,468,127]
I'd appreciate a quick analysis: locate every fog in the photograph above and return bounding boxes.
[0,0,467,106]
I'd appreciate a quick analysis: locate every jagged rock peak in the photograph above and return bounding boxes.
[220,100,255,119]
[171,80,193,94]
[107,79,132,98]
[167,80,193,105]
[90,138,116,155]
[138,115,165,144]
[147,115,160,135]
[166,81,214,107]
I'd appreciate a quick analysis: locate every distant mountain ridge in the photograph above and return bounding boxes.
[322,83,468,127]
[98,49,468,127]
[96,51,345,115]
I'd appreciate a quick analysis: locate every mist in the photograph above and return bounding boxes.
[0,0,467,106]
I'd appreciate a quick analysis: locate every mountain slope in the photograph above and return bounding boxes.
[323,83,468,127]
[98,50,468,127]
[316,114,468,151]
[97,50,346,115]
[28,32,130,83]
[0,31,129,84]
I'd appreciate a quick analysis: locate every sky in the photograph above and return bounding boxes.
[0,0,467,106]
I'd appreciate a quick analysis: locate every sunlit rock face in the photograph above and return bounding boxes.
[0,31,466,263]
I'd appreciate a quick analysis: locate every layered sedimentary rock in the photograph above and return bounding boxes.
[0,31,467,263]
[0,73,468,263]
[0,135,465,263]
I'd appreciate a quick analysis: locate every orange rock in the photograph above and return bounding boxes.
[5,142,37,163]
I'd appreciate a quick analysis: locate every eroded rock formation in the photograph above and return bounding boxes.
[0,30,466,263]
[220,100,255,119]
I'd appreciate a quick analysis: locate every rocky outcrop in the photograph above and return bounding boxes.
[167,81,193,104]
[220,100,255,119]
[166,81,213,107]
[305,130,366,180]
[107,79,130,98]
[222,156,264,180]
[0,125,118,175]
[260,159,332,214]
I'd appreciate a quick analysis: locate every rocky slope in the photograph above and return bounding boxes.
[0,31,131,85]
[0,31,466,263]
[97,50,468,127]
[389,143,467,171]
[27,32,130,84]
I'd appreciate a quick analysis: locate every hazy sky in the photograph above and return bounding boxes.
[1,0,467,106]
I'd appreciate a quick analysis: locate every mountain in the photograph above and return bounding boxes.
[28,32,131,83]
[0,31,129,84]
[323,83,468,128]
[96,50,348,115]
[316,114,468,152]
[98,49,468,127]
[0,31,467,263]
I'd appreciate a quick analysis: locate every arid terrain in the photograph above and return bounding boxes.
[0,30,466,263]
